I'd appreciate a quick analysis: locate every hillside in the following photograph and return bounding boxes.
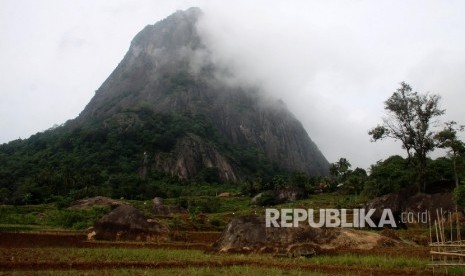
[0,7,328,204]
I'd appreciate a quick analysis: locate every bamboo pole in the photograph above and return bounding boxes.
[429,208,465,270]
[456,208,460,243]
[440,208,446,244]
[441,209,447,263]
[456,206,461,244]
[437,209,445,263]
[427,244,465,247]
[437,210,443,244]
[450,212,453,242]
[430,251,465,258]
[429,210,432,244]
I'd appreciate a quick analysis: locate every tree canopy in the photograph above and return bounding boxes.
[435,121,465,188]
[369,82,445,192]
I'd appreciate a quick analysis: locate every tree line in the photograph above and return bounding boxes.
[0,82,463,206]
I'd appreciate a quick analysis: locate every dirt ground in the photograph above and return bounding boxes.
[0,232,219,250]
[0,232,435,275]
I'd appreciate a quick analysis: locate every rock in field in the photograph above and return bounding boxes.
[91,205,169,242]
[212,215,398,256]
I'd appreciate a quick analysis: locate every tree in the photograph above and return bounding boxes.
[362,155,414,198]
[369,82,445,192]
[453,184,465,212]
[435,121,465,188]
[330,158,359,194]
[329,158,351,178]
[344,168,367,195]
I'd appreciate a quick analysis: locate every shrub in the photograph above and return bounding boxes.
[175,196,221,213]
[45,207,109,229]
[53,196,73,210]
[255,191,277,206]
[453,184,465,211]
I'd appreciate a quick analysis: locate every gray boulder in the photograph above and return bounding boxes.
[70,196,124,209]
[364,192,456,227]
[212,215,395,255]
[92,205,169,241]
[151,197,187,216]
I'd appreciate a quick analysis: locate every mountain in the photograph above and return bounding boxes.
[0,7,329,203]
[75,7,329,179]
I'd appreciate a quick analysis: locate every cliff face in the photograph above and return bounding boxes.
[77,7,329,180]
[154,134,241,182]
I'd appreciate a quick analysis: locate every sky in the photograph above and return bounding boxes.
[1,0,465,170]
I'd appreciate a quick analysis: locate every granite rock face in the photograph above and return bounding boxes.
[76,7,329,179]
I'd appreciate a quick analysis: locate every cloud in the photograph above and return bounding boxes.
[194,1,465,169]
[1,0,464,170]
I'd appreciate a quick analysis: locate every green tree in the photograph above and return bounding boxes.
[330,158,364,194]
[329,158,351,178]
[272,175,286,190]
[344,168,367,195]
[453,184,465,211]
[435,121,465,188]
[289,171,309,189]
[427,157,454,187]
[362,155,414,198]
[369,82,445,192]
[0,187,10,204]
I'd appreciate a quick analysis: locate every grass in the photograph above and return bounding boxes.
[310,254,427,268]
[275,194,362,210]
[0,193,364,232]
[9,267,319,276]
[2,248,213,263]
[1,248,212,263]
[0,247,431,275]
[0,224,63,232]
[0,192,434,275]
[0,247,428,269]
[0,204,49,225]
[446,266,465,275]
[0,204,109,231]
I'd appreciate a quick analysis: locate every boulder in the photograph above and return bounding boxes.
[151,198,187,216]
[276,188,304,202]
[365,192,456,226]
[70,196,124,209]
[217,192,231,198]
[92,205,169,241]
[212,215,399,255]
[152,197,164,206]
[364,192,407,226]
[364,192,405,214]
[250,192,264,205]
[251,189,303,206]
[405,192,455,213]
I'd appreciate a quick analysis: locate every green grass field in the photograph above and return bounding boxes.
[0,193,460,275]
[0,247,432,275]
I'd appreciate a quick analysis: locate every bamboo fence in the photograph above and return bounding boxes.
[429,207,465,274]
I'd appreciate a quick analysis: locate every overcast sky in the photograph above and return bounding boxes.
[1,0,464,170]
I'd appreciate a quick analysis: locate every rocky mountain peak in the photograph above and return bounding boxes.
[131,7,203,51]
[0,7,330,204]
[75,7,329,180]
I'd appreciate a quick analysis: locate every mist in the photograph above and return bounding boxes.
[1,0,465,170]
[196,1,465,169]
